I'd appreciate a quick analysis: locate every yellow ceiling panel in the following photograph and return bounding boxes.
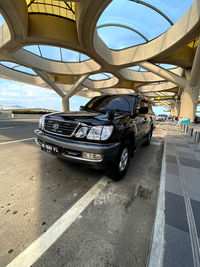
[188,38,199,48]
[59,1,67,8]
[45,0,52,4]
[39,4,46,13]
[60,8,66,18]
[53,6,59,16]
[26,0,75,21]
[31,4,39,13]
[46,5,52,14]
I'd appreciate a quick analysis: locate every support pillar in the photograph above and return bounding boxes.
[170,105,177,117]
[170,100,180,117]
[179,38,200,122]
[62,98,70,112]
[34,69,88,113]
[173,101,180,117]
[179,69,199,122]
[179,84,199,122]
[61,74,88,112]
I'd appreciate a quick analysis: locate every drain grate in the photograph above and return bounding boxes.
[134,184,152,200]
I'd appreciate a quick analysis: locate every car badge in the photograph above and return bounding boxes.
[53,123,59,130]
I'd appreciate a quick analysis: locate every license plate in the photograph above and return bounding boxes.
[41,143,60,154]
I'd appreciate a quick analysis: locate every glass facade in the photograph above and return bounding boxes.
[23,45,90,62]
[88,73,114,81]
[97,0,193,50]
[0,62,36,76]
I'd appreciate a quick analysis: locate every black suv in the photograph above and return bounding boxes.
[34,94,153,180]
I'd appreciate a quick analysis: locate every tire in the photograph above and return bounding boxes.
[105,140,131,181]
[142,129,152,146]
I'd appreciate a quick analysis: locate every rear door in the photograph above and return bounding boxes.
[138,100,152,139]
[134,100,146,144]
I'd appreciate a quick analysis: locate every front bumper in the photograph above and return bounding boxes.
[34,129,120,169]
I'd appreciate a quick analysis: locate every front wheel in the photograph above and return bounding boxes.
[105,141,131,181]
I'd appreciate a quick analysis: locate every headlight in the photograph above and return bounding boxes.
[101,126,114,140]
[75,127,88,138]
[87,125,113,140]
[87,126,102,140]
[39,115,45,130]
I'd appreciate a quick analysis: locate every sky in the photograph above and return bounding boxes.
[0,78,89,111]
[0,0,198,115]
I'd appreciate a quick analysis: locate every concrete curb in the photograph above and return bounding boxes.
[147,139,166,267]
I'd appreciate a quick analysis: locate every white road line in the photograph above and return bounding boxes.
[151,142,162,146]
[7,176,109,267]
[156,122,163,128]
[0,137,34,145]
[0,127,14,130]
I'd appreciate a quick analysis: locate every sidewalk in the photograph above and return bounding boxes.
[163,122,200,267]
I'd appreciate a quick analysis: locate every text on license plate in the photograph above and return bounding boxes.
[41,143,59,153]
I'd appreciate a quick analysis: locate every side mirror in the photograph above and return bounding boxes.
[80,105,85,111]
[107,110,115,121]
[138,106,149,114]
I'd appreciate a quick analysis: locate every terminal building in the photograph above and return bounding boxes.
[0,1,200,267]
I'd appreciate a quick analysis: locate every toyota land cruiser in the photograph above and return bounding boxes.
[34,94,153,180]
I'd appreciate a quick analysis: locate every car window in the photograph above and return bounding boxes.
[103,97,130,111]
[85,96,134,113]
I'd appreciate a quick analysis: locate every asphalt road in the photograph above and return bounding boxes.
[0,119,166,267]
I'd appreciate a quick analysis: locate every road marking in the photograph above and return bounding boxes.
[156,122,163,128]
[7,176,109,267]
[0,127,14,130]
[151,142,162,146]
[0,137,34,145]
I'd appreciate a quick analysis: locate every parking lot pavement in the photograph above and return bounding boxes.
[0,120,165,267]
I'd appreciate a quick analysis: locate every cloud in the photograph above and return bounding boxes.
[0,91,20,97]
[0,78,90,111]
[0,78,61,110]
[71,99,78,104]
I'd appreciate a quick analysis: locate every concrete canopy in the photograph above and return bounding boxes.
[0,0,199,113]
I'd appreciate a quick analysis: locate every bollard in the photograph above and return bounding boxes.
[185,125,189,133]
[194,131,200,143]
[188,128,193,137]
[193,131,196,142]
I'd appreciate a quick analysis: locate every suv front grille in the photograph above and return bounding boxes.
[44,118,79,137]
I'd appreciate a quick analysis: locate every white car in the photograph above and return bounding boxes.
[155,114,167,121]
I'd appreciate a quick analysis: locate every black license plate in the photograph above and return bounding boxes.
[41,143,60,154]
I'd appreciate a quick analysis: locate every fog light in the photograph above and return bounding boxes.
[82,152,103,161]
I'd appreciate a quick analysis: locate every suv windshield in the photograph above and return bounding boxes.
[84,95,134,113]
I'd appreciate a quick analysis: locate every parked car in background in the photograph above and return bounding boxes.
[155,114,168,121]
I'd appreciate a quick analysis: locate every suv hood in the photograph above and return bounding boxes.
[45,111,126,126]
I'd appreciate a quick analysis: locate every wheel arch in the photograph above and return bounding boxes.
[121,130,136,152]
